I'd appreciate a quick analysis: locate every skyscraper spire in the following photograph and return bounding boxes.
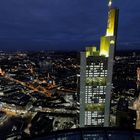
[106,0,119,37]
[108,0,112,8]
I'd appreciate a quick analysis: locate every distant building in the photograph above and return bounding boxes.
[80,0,119,127]
[137,68,140,96]
[116,97,136,129]
[117,97,128,111]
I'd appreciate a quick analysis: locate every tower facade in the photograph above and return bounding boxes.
[137,68,140,95]
[80,1,119,127]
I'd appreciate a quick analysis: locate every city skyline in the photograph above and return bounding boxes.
[0,0,140,138]
[0,0,139,51]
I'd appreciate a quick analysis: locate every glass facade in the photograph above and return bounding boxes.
[84,56,108,126]
[37,128,140,140]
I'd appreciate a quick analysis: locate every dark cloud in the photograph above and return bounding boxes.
[0,0,139,50]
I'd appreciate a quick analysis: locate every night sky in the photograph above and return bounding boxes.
[0,0,139,51]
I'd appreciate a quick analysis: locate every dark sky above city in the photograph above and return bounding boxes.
[0,0,139,51]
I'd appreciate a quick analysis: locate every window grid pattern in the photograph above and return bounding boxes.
[85,59,108,126]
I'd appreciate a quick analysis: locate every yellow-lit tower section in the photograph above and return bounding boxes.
[86,46,97,58]
[100,0,119,57]
[106,0,119,37]
[100,36,110,57]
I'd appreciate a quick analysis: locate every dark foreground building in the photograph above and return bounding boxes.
[116,97,136,129]
[31,127,140,140]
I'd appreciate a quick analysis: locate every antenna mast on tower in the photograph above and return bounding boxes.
[108,0,112,8]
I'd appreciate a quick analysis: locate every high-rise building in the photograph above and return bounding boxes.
[80,0,119,127]
[116,97,136,129]
[137,68,140,95]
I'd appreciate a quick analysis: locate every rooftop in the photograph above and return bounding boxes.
[33,127,140,140]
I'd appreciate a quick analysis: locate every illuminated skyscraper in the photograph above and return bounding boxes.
[80,0,119,127]
[137,68,140,95]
